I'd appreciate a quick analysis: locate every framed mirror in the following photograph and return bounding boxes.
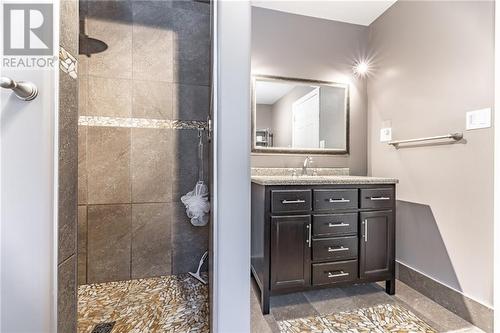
[252,75,349,154]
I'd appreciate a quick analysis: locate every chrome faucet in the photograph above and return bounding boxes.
[302,156,313,176]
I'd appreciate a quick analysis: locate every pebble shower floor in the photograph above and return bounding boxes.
[78,274,437,333]
[78,274,209,333]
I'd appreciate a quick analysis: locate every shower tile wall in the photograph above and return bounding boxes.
[59,0,79,331]
[78,0,210,285]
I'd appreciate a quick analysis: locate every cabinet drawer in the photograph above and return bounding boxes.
[271,190,312,213]
[360,188,394,209]
[312,260,358,286]
[313,213,358,237]
[313,189,358,211]
[312,236,358,261]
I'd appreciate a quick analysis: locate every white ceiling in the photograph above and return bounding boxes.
[251,0,397,26]
[255,81,296,105]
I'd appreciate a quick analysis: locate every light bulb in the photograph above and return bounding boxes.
[353,61,370,77]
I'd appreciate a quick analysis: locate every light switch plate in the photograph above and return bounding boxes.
[380,127,392,142]
[466,108,491,130]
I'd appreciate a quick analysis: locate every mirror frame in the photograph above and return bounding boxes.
[251,75,350,155]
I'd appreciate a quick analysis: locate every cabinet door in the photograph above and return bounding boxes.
[359,211,394,280]
[270,215,311,290]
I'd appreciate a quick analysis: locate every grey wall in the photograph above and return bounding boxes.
[368,0,494,307]
[251,7,368,175]
[256,104,273,129]
[271,86,314,147]
[78,0,210,285]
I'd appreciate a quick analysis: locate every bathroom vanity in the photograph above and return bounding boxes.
[250,75,398,314]
[251,174,398,314]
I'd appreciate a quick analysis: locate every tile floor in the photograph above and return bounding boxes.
[78,274,209,333]
[78,273,484,333]
[251,278,485,333]
[278,303,436,332]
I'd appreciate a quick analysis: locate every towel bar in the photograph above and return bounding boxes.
[0,77,38,101]
[388,133,463,148]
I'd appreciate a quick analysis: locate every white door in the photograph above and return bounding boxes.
[0,2,58,330]
[0,71,57,332]
[292,88,319,148]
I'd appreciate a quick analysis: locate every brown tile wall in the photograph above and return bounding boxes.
[59,0,79,331]
[78,0,210,285]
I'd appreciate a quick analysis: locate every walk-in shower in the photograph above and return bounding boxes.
[75,1,212,331]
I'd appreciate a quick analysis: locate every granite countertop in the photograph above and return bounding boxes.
[251,175,399,186]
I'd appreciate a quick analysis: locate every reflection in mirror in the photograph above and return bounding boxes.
[253,76,349,154]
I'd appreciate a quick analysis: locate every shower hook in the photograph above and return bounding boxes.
[198,127,204,181]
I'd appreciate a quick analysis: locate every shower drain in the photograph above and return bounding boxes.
[91,322,115,333]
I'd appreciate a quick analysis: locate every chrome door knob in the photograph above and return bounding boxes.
[1,77,38,101]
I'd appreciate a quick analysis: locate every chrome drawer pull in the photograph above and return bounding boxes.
[306,223,312,248]
[327,271,349,278]
[281,199,306,204]
[328,222,349,228]
[369,196,391,201]
[328,246,349,252]
[364,219,368,242]
[329,198,350,203]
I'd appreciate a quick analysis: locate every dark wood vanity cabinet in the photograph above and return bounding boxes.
[251,183,396,314]
[270,215,311,290]
[359,211,394,280]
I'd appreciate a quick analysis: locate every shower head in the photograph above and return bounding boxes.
[79,33,108,57]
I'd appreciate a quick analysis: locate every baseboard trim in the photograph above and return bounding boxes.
[396,261,493,333]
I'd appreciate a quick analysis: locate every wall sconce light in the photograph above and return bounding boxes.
[353,60,371,77]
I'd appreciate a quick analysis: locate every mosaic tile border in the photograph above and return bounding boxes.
[59,46,78,79]
[78,116,208,130]
[277,303,437,333]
